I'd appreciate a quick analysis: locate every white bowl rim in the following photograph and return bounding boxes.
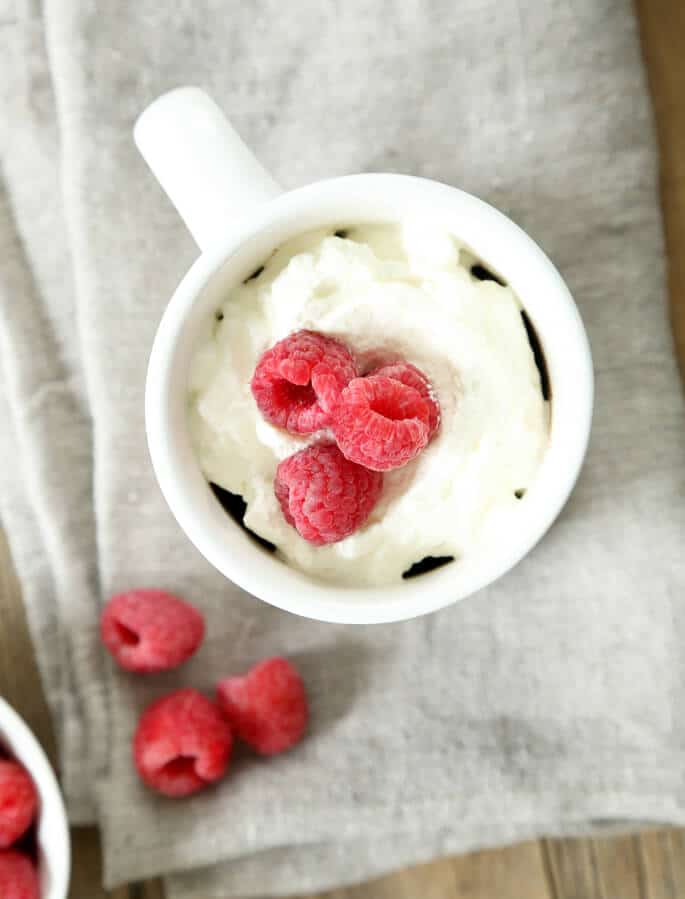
[146,172,594,624]
[0,696,70,899]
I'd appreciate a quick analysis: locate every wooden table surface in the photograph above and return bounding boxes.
[1,1,684,897]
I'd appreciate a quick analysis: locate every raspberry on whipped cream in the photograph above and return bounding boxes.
[251,329,357,434]
[369,361,441,438]
[0,850,39,899]
[332,374,431,471]
[0,760,37,849]
[275,442,383,544]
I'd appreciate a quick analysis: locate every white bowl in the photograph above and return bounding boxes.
[138,89,594,625]
[0,697,70,898]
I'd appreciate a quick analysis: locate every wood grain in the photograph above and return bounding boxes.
[0,1,684,897]
[68,828,110,899]
[0,530,55,764]
[543,839,603,899]
[637,0,685,375]
[592,835,644,899]
[638,831,680,899]
[307,858,459,899]
[449,840,552,899]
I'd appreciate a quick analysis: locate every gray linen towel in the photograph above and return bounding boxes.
[2,0,685,896]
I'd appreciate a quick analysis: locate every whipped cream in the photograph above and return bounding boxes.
[188,223,549,586]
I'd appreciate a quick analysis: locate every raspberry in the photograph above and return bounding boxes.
[217,658,307,756]
[274,443,383,545]
[0,850,39,899]
[369,362,440,437]
[133,689,232,797]
[332,375,430,471]
[101,589,205,673]
[0,761,37,849]
[251,330,358,434]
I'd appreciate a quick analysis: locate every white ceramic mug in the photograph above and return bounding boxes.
[136,87,593,625]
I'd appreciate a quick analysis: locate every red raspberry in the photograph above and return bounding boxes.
[274,443,383,545]
[251,330,358,434]
[0,850,39,899]
[217,658,307,756]
[133,689,232,797]
[332,375,430,471]
[369,362,440,437]
[101,589,205,673]
[0,761,37,849]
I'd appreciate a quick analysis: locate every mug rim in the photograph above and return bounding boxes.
[146,173,594,623]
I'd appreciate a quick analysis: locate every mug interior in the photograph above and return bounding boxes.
[146,174,593,623]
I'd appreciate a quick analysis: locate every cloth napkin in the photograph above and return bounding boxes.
[2,0,685,895]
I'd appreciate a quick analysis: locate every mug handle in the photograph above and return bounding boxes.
[134,87,282,252]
